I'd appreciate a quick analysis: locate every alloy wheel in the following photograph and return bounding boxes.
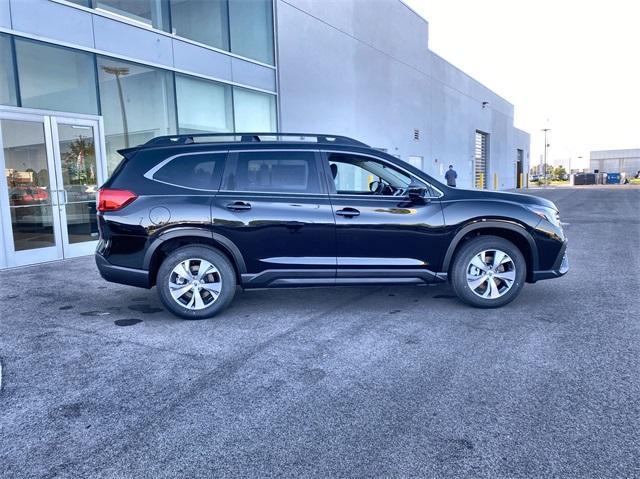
[168,258,222,310]
[466,249,516,299]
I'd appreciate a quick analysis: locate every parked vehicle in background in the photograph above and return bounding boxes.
[95,133,569,319]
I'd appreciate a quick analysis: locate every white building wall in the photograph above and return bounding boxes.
[276,0,529,189]
[590,149,640,175]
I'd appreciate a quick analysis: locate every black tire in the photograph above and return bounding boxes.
[449,235,526,308]
[156,246,236,320]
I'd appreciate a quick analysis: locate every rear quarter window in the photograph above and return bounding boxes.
[151,152,225,190]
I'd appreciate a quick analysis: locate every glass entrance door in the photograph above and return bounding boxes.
[0,111,104,267]
[51,118,101,258]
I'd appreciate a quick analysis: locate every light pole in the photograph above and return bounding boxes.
[101,66,130,148]
[541,128,550,186]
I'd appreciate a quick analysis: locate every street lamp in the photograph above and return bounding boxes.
[541,128,551,187]
[101,66,130,148]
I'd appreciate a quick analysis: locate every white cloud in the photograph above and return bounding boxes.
[403,0,640,169]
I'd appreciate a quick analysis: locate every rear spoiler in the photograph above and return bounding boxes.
[116,146,142,159]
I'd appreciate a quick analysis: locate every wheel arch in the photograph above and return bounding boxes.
[143,228,246,287]
[443,220,538,283]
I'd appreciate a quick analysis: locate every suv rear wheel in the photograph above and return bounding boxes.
[450,235,526,308]
[157,246,236,319]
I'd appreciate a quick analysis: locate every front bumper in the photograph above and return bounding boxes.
[95,253,151,289]
[532,241,569,282]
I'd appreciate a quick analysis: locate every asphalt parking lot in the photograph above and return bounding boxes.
[1,186,639,478]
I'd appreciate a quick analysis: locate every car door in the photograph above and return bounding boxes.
[211,148,336,287]
[322,150,446,283]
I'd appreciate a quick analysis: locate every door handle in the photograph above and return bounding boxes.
[226,201,252,211]
[52,189,66,207]
[335,207,360,218]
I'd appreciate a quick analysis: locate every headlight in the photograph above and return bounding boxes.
[527,205,561,227]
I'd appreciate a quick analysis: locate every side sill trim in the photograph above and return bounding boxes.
[241,268,442,288]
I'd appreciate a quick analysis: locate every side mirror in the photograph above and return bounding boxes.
[407,181,428,201]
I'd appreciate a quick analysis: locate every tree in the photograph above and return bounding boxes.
[553,166,567,179]
[61,136,96,185]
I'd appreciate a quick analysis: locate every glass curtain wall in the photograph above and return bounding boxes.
[233,87,277,132]
[97,56,177,172]
[170,0,230,51]
[229,0,274,65]
[176,75,233,134]
[14,38,98,115]
[1,35,277,174]
[0,34,18,106]
[63,0,274,65]
[95,0,171,31]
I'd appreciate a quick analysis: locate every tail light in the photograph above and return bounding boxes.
[97,188,137,212]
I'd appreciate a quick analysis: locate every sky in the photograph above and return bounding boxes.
[403,0,640,170]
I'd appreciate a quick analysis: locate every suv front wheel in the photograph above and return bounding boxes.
[157,246,236,319]
[450,235,526,308]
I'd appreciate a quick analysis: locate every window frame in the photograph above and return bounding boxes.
[51,0,277,68]
[320,150,444,199]
[220,149,328,196]
[14,37,100,115]
[175,73,234,134]
[144,150,227,192]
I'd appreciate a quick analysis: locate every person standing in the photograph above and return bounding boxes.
[445,164,457,187]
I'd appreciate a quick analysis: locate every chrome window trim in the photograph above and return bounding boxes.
[143,147,445,198]
[321,149,445,199]
[144,150,228,192]
[217,190,328,197]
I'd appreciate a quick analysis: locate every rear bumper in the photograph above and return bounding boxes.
[532,241,569,282]
[95,253,151,289]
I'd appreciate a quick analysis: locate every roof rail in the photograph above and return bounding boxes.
[143,132,370,148]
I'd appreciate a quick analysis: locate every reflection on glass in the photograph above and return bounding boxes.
[14,38,98,115]
[229,0,274,65]
[57,124,99,244]
[170,0,229,50]
[95,0,170,31]
[233,87,277,132]
[0,33,18,106]
[176,75,233,134]
[1,119,55,251]
[97,56,177,173]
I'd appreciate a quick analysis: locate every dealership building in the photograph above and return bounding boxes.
[0,0,529,269]
[590,149,640,177]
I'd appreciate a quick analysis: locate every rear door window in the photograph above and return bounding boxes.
[150,152,225,190]
[224,150,323,194]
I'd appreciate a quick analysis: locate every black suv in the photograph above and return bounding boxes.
[96,133,568,319]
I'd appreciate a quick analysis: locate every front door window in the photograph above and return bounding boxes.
[329,153,415,196]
